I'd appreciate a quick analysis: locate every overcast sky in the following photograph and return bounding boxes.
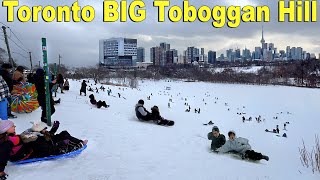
[0,0,319,68]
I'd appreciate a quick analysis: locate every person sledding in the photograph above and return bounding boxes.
[89,94,109,108]
[21,121,88,157]
[135,100,174,126]
[207,126,226,151]
[215,130,269,161]
[0,120,87,179]
[0,120,34,179]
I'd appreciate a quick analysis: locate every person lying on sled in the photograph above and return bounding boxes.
[21,121,88,158]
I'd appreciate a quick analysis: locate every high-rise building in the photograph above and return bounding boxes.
[318,53,320,60]
[235,49,241,58]
[296,47,303,60]
[286,46,291,60]
[171,49,178,57]
[254,47,262,60]
[208,51,216,64]
[99,38,137,67]
[166,50,174,64]
[201,48,204,55]
[291,47,296,60]
[160,42,170,51]
[242,48,251,60]
[186,47,199,63]
[150,46,165,66]
[137,47,145,62]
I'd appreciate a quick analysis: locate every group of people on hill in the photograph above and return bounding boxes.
[207,126,269,161]
[0,63,82,179]
[0,120,87,179]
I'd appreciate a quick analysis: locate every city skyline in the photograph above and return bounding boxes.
[0,0,319,67]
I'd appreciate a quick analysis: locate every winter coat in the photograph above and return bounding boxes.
[0,68,13,92]
[7,134,33,162]
[0,76,10,100]
[57,74,64,84]
[80,82,87,92]
[135,103,149,120]
[0,139,13,172]
[12,70,26,84]
[216,137,251,154]
[21,125,60,158]
[207,132,226,151]
[34,74,55,106]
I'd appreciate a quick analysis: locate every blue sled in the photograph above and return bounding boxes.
[10,145,87,165]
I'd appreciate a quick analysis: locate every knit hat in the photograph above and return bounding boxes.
[228,130,236,137]
[138,99,144,105]
[212,126,219,132]
[36,68,44,76]
[0,120,14,134]
[31,121,47,132]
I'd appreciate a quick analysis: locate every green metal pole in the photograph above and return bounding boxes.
[54,63,57,97]
[42,38,51,126]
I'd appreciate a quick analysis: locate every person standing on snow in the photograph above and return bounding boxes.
[34,68,56,123]
[0,64,16,119]
[80,80,87,96]
[216,131,269,161]
[207,126,226,151]
[56,73,64,93]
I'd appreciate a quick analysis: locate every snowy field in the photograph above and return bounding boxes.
[5,79,320,180]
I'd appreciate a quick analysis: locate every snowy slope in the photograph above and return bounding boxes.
[5,79,320,180]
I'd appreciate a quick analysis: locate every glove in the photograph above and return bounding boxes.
[53,121,60,128]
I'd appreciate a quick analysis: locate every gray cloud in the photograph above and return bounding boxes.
[0,0,319,67]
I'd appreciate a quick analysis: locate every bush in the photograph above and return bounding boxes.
[299,135,320,173]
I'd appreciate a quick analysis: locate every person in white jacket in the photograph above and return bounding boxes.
[216,130,269,161]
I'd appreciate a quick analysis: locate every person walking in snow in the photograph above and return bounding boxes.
[80,80,87,96]
[216,131,269,161]
[207,126,226,151]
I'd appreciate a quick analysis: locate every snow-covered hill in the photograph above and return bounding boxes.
[5,79,320,180]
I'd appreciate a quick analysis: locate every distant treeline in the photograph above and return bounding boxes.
[66,60,320,88]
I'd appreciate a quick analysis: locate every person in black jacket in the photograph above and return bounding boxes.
[0,63,16,119]
[80,80,87,96]
[34,68,56,123]
[56,73,64,93]
[207,126,226,151]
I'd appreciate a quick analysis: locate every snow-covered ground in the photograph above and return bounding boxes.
[5,79,320,180]
[213,66,268,74]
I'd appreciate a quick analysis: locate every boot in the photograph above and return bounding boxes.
[262,155,269,161]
